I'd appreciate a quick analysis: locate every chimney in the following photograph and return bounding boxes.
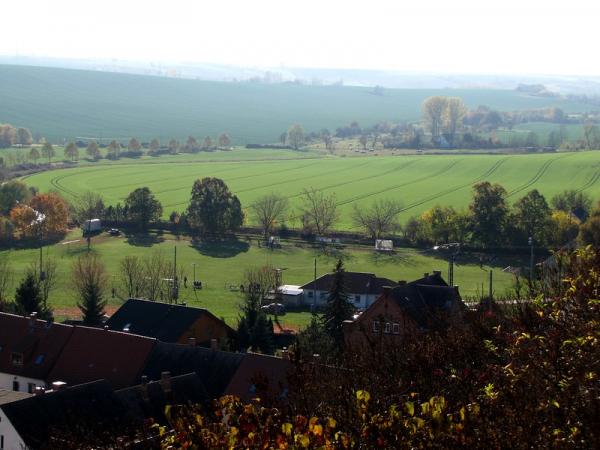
[103,325,109,331]
[210,338,218,350]
[423,272,429,278]
[160,371,172,397]
[45,317,54,328]
[188,337,196,347]
[433,270,442,277]
[34,386,45,396]
[140,375,149,402]
[453,285,460,295]
[382,286,392,296]
[281,347,289,360]
[29,312,38,327]
[397,280,406,285]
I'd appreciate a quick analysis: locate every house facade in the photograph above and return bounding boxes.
[0,390,31,450]
[343,271,465,346]
[300,272,397,310]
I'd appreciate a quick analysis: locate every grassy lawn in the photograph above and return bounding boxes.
[23,150,600,229]
[1,230,519,330]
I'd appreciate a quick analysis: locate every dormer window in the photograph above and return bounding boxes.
[372,321,380,333]
[34,354,45,365]
[11,352,23,366]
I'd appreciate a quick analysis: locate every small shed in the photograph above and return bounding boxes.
[375,239,393,252]
[276,285,304,307]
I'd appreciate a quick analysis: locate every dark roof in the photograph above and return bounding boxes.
[300,272,397,295]
[116,372,209,423]
[106,298,233,342]
[387,272,462,327]
[2,373,208,449]
[1,380,127,449]
[0,313,74,380]
[47,326,156,389]
[141,342,245,399]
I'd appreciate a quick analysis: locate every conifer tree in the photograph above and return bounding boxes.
[322,259,354,349]
[14,272,52,319]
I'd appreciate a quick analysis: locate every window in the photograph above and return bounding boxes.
[12,380,19,392]
[384,322,391,334]
[1,434,4,449]
[11,352,23,366]
[320,292,326,298]
[27,383,36,394]
[34,354,45,365]
[372,321,380,333]
[354,295,361,303]
[307,291,313,298]
[392,323,400,334]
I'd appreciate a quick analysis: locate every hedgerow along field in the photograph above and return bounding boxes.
[0,64,595,144]
[23,149,600,229]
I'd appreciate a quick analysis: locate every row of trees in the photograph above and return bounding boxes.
[0,124,33,148]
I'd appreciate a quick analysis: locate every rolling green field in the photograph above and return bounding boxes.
[0,230,517,328]
[23,149,600,229]
[0,64,595,144]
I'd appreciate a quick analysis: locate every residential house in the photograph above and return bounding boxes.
[0,313,73,393]
[343,271,465,346]
[0,373,207,450]
[0,390,31,450]
[300,272,397,309]
[105,298,235,347]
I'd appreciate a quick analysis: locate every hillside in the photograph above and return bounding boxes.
[0,64,594,144]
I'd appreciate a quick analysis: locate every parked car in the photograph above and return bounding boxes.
[109,228,121,236]
[261,303,286,315]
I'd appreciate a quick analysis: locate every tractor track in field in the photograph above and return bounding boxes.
[397,156,510,213]
[284,159,421,200]
[507,154,572,198]
[575,167,600,193]
[336,158,464,207]
[161,160,372,209]
[104,160,298,194]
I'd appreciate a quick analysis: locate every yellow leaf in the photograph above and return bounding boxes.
[327,417,337,429]
[313,424,323,436]
[405,401,415,417]
[356,390,371,403]
[230,426,239,436]
[282,423,293,436]
[459,407,466,422]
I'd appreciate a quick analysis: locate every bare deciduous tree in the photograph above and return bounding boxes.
[29,256,58,315]
[422,96,448,142]
[250,193,289,238]
[119,256,146,299]
[352,199,403,239]
[241,264,277,310]
[143,250,167,301]
[300,188,338,236]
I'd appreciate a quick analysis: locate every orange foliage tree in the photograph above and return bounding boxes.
[10,193,69,239]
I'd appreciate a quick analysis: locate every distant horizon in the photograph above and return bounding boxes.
[3,54,600,80]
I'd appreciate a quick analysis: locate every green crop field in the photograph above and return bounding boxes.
[0,230,519,329]
[23,149,600,229]
[0,64,594,144]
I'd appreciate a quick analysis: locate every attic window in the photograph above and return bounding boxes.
[372,321,380,333]
[392,323,400,334]
[34,354,45,365]
[383,322,391,334]
[11,352,23,366]
[123,323,131,332]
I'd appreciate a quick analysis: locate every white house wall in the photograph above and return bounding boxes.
[0,408,26,450]
[303,291,378,310]
[0,373,44,394]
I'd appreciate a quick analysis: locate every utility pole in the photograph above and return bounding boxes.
[489,270,493,300]
[528,236,534,283]
[313,258,317,312]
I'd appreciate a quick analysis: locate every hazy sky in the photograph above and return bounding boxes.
[2,0,599,76]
